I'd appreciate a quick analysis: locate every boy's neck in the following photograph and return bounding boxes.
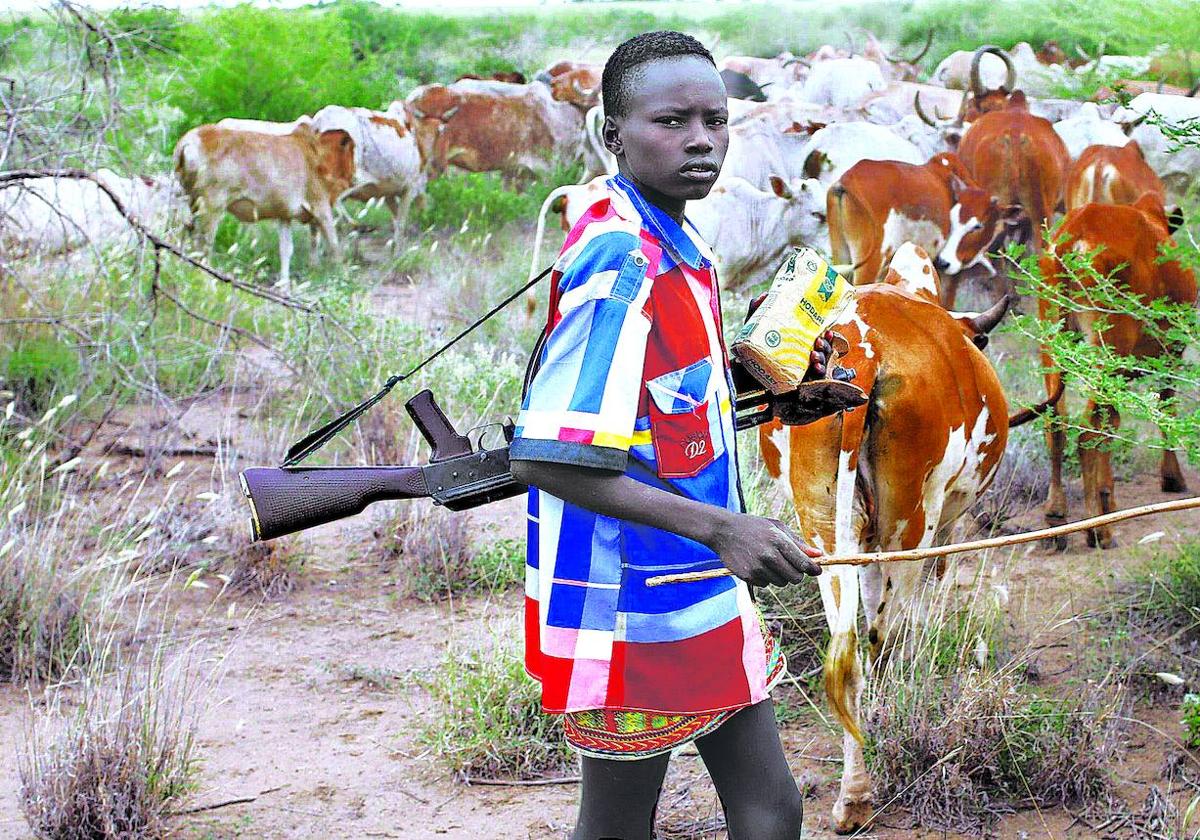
[617,165,686,225]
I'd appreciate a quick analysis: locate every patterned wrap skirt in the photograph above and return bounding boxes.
[563,629,786,761]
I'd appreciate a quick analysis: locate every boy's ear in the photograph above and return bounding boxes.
[602,115,623,157]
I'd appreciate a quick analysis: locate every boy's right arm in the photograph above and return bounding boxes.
[509,460,821,586]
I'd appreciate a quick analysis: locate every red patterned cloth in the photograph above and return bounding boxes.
[563,628,785,760]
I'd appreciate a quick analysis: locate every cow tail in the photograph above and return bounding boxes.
[827,184,851,266]
[822,373,874,744]
[1008,377,1065,427]
[524,184,573,318]
[172,133,201,223]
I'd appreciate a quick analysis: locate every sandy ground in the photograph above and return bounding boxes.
[3,447,1197,839]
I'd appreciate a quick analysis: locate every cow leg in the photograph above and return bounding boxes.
[277,222,293,291]
[824,443,872,834]
[385,193,412,252]
[314,206,341,264]
[1079,399,1119,548]
[1159,388,1189,493]
[1040,353,1070,551]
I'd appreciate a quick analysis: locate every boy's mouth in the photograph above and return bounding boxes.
[679,160,719,182]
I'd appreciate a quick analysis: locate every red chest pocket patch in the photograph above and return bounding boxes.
[646,359,718,479]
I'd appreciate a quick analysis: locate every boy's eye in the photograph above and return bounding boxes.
[708,117,728,127]
[656,116,684,126]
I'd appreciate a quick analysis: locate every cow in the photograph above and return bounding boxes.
[535,59,601,85]
[456,70,527,84]
[550,66,602,110]
[828,153,1020,303]
[1037,194,1196,548]
[760,242,1029,833]
[717,53,806,92]
[524,172,828,316]
[1113,92,1200,205]
[863,81,963,126]
[404,79,585,179]
[172,123,355,290]
[933,42,1068,98]
[955,89,1070,272]
[307,104,427,250]
[860,29,932,83]
[799,57,886,108]
[1053,102,1128,159]
[796,122,924,187]
[1065,140,1165,211]
[0,169,182,258]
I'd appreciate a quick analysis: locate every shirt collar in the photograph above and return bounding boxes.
[610,173,711,270]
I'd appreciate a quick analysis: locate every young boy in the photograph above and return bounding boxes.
[509,31,829,840]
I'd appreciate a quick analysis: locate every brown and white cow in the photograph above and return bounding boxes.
[405,79,585,179]
[173,123,355,289]
[549,66,602,110]
[1065,140,1165,211]
[828,152,1021,303]
[1037,195,1196,548]
[760,242,1026,832]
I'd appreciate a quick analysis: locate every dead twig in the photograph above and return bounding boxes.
[461,775,581,787]
[168,784,286,816]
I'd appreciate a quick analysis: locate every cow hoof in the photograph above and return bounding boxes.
[1042,534,1069,553]
[832,797,873,835]
[1086,528,1116,549]
[1162,474,1189,493]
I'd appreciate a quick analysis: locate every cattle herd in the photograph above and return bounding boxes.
[2,33,1198,835]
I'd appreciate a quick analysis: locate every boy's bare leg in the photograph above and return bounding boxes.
[695,700,803,840]
[572,752,671,840]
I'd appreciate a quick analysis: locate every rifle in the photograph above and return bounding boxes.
[239,382,779,542]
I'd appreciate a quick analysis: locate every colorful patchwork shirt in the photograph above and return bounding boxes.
[510,174,773,716]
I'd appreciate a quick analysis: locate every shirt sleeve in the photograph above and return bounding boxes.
[510,226,654,472]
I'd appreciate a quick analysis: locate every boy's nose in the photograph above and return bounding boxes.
[684,130,714,153]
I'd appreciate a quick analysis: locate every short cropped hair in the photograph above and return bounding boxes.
[602,31,715,118]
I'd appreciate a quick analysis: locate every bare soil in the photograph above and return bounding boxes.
[3,248,1199,840]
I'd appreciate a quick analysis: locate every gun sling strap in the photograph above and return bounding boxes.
[282,264,555,467]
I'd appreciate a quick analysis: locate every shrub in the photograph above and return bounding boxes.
[2,336,81,420]
[167,6,394,140]
[417,634,574,780]
[1182,693,1200,749]
[20,649,204,839]
[380,508,521,600]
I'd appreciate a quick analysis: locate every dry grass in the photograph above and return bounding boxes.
[19,641,208,839]
[864,571,1125,834]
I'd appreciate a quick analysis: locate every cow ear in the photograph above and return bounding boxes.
[769,175,793,199]
[1166,204,1185,234]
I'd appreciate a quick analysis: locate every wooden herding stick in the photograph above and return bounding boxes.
[644,496,1200,587]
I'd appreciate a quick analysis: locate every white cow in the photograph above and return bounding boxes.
[798,122,924,186]
[525,172,828,316]
[0,169,182,257]
[800,57,886,109]
[310,104,426,249]
[1053,102,1128,159]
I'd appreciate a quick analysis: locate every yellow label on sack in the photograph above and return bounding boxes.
[731,248,852,395]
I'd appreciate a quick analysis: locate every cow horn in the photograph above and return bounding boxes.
[1188,79,1200,97]
[442,105,460,121]
[410,106,427,120]
[884,28,933,65]
[970,45,1015,98]
[1075,44,1092,62]
[914,91,952,127]
[967,293,1013,335]
[1122,112,1148,134]
[782,56,811,68]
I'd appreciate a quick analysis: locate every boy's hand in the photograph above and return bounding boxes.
[710,513,822,586]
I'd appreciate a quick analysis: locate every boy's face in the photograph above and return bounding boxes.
[604,55,729,214]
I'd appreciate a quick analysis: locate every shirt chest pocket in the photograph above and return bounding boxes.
[645,358,725,479]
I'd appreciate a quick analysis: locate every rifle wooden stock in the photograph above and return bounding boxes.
[240,466,428,542]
